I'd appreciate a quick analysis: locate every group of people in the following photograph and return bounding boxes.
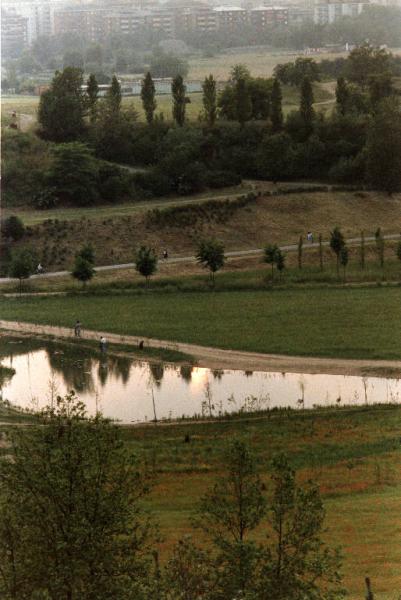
[74,320,107,353]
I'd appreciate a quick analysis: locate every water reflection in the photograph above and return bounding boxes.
[1,336,401,424]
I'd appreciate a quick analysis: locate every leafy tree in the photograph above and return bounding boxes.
[196,238,225,285]
[38,67,86,142]
[257,133,295,183]
[230,64,251,84]
[366,98,401,194]
[141,72,157,124]
[369,73,393,110]
[235,78,252,127]
[298,235,303,270]
[135,245,158,286]
[340,245,349,282]
[72,255,95,288]
[274,58,320,87]
[375,227,385,268]
[300,76,315,135]
[150,51,189,78]
[8,248,35,295]
[0,393,154,599]
[47,142,99,206]
[360,230,365,269]
[105,75,122,116]
[172,74,186,127]
[264,243,280,280]
[196,440,266,596]
[164,536,215,600]
[86,74,99,123]
[276,249,285,280]
[270,78,283,132]
[202,74,217,127]
[256,454,344,600]
[2,215,25,241]
[335,77,350,116]
[330,227,345,277]
[77,244,95,265]
[346,44,390,89]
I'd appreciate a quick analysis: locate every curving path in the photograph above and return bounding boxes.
[1,320,400,377]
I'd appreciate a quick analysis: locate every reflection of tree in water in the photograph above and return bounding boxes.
[46,347,96,394]
[212,369,223,381]
[97,355,133,388]
[244,371,253,378]
[179,365,193,383]
[149,362,164,388]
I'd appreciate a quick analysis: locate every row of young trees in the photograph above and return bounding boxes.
[0,392,346,599]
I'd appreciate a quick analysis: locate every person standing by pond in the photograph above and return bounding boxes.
[74,320,82,338]
[100,336,107,353]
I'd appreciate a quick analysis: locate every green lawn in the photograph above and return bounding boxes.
[124,404,401,599]
[1,286,400,359]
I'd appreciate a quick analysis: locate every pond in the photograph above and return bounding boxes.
[1,336,401,423]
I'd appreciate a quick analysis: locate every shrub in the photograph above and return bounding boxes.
[2,215,25,241]
[206,170,242,189]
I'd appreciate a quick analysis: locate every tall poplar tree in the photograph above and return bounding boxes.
[235,78,252,128]
[202,74,217,127]
[335,77,349,116]
[172,74,186,127]
[86,73,99,123]
[270,77,283,132]
[141,72,157,124]
[300,76,315,134]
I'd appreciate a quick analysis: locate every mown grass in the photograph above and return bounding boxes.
[123,404,401,598]
[1,285,401,359]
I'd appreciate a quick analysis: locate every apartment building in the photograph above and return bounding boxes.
[2,0,60,43]
[1,8,28,55]
[213,5,249,29]
[249,5,289,26]
[313,0,369,23]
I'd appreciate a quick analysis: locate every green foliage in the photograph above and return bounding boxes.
[38,67,86,142]
[335,77,350,116]
[375,227,385,268]
[346,44,391,88]
[86,73,99,123]
[135,246,158,285]
[141,72,157,124]
[264,243,281,280]
[8,249,35,291]
[77,244,95,265]
[274,58,320,87]
[270,78,283,132]
[150,51,189,79]
[0,393,154,599]
[330,227,345,276]
[235,78,252,127]
[196,238,225,284]
[300,76,315,135]
[2,215,25,241]
[257,133,295,182]
[72,256,95,287]
[47,143,99,206]
[202,74,217,127]
[366,98,401,194]
[340,245,349,281]
[105,75,122,116]
[172,75,186,127]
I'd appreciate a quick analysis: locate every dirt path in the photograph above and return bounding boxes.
[1,320,400,377]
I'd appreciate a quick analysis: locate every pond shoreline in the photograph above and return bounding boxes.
[1,319,401,378]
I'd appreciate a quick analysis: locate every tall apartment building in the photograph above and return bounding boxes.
[249,5,289,27]
[53,5,110,40]
[1,0,64,43]
[313,0,369,23]
[213,5,249,29]
[1,8,28,56]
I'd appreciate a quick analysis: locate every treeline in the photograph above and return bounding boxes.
[0,392,347,599]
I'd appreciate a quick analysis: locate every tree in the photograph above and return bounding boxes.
[257,454,344,600]
[235,78,252,127]
[375,227,385,268]
[270,78,283,132]
[330,227,345,277]
[196,440,266,596]
[360,230,365,269]
[47,143,99,206]
[202,74,217,127]
[105,75,122,116]
[8,249,35,295]
[346,44,390,89]
[257,133,295,182]
[141,72,157,124]
[230,64,251,84]
[2,215,25,241]
[396,239,401,275]
[86,73,99,123]
[335,77,350,116]
[366,98,401,194]
[38,67,86,142]
[72,255,95,288]
[0,393,154,599]
[172,74,186,127]
[134,246,158,286]
[340,245,349,282]
[319,233,324,271]
[264,244,279,281]
[196,239,225,285]
[77,244,95,265]
[369,73,393,110]
[276,249,285,281]
[300,76,315,135]
[150,51,189,78]
[298,235,303,270]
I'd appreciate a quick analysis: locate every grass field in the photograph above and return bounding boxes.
[118,405,401,598]
[1,286,401,359]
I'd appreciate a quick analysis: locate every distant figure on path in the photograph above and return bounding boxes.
[307,231,314,243]
[74,320,82,338]
[163,249,168,259]
[139,340,144,350]
[100,336,107,352]
[36,263,44,274]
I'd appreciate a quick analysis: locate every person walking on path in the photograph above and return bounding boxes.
[100,336,107,353]
[74,320,82,338]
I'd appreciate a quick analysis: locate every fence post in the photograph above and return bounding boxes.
[365,577,374,600]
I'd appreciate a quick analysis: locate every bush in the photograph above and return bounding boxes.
[2,215,25,241]
[32,188,58,209]
[133,170,172,197]
[206,170,242,189]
